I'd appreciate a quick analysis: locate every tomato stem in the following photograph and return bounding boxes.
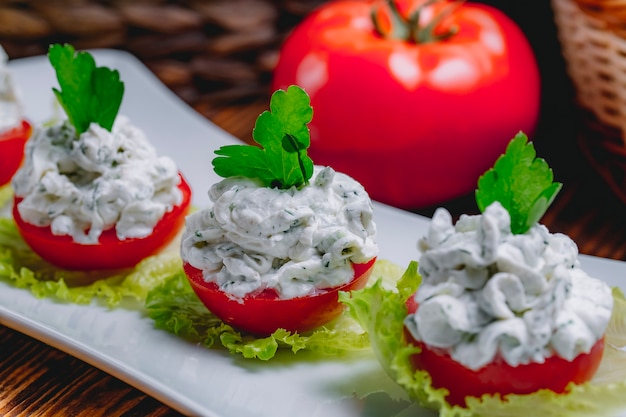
[372,0,465,44]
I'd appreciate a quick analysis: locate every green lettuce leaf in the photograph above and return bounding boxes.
[0,184,12,208]
[145,259,404,360]
[342,266,626,417]
[0,216,181,307]
[339,260,419,377]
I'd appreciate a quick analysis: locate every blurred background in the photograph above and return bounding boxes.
[0,0,573,140]
[1,0,625,255]
[0,0,326,125]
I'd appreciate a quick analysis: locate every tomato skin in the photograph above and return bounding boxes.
[404,302,605,406]
[0,120,32,186]
[272,0,541,209]
[12,173,192,271]
[184,257,376,336]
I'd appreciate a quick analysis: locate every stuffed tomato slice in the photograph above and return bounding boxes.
[180,86,379,337]
[184,257,376,336]
[342,262,620,417]
[13,173,191,271]
[0,120,31,186]
[404,301,606,407]
[343,135,619,414]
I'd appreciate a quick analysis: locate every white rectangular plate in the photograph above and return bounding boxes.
[2,50,626,417]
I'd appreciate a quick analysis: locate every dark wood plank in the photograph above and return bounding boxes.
[0,326,184,417]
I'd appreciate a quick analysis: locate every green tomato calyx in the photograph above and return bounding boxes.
[371,0,464,44]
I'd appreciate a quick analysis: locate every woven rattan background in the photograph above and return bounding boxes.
[0,0,324,119]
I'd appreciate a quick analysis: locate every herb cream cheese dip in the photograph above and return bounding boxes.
[181,165,378,300]
[404,201,613,370]
[12,116,183,245]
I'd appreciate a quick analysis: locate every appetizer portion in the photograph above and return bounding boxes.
[181,85,377,335]
[406,203,611,405]
[0,45,32,186]
[11,44,191,270]
[343,133,622,415]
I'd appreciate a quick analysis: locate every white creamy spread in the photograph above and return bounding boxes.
[0,46,22,132]
[180,166,378,300]
[12,116,182,244]
[405,202,613,370]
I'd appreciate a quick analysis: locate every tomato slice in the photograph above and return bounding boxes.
[184,257,377,336]
[0,120,32,186]
[404,302,606,406]
[13,173,192,271]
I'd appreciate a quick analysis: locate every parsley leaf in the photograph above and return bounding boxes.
[475,132,562,235]
[212,85,314,189]
[48,43,124,134]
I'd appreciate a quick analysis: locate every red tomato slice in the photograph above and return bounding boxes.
[0,120,32,186]
[184,257,377,336]
[13,173,192,271]
[404,302,605,406]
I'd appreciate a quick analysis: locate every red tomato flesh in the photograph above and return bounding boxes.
[0,119,32,186]
[404,301,605,406]
[13,173,192,271]
[184,257,377,336]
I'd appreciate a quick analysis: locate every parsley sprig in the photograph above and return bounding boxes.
[475,132,562,234]
[212,85,314,189]
[48,43,124,134]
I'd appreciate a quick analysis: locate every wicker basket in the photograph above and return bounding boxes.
[0,0,326,115]
[552,0,626,138]
[552,0,626,203]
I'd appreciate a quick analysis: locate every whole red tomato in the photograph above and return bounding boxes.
[13,173,192,271]
[404,300,605,406]
[272,0,540,209]
[0,119,31,186]
[184,257,376,336]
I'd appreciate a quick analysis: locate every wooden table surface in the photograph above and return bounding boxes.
[3,3,626,414]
